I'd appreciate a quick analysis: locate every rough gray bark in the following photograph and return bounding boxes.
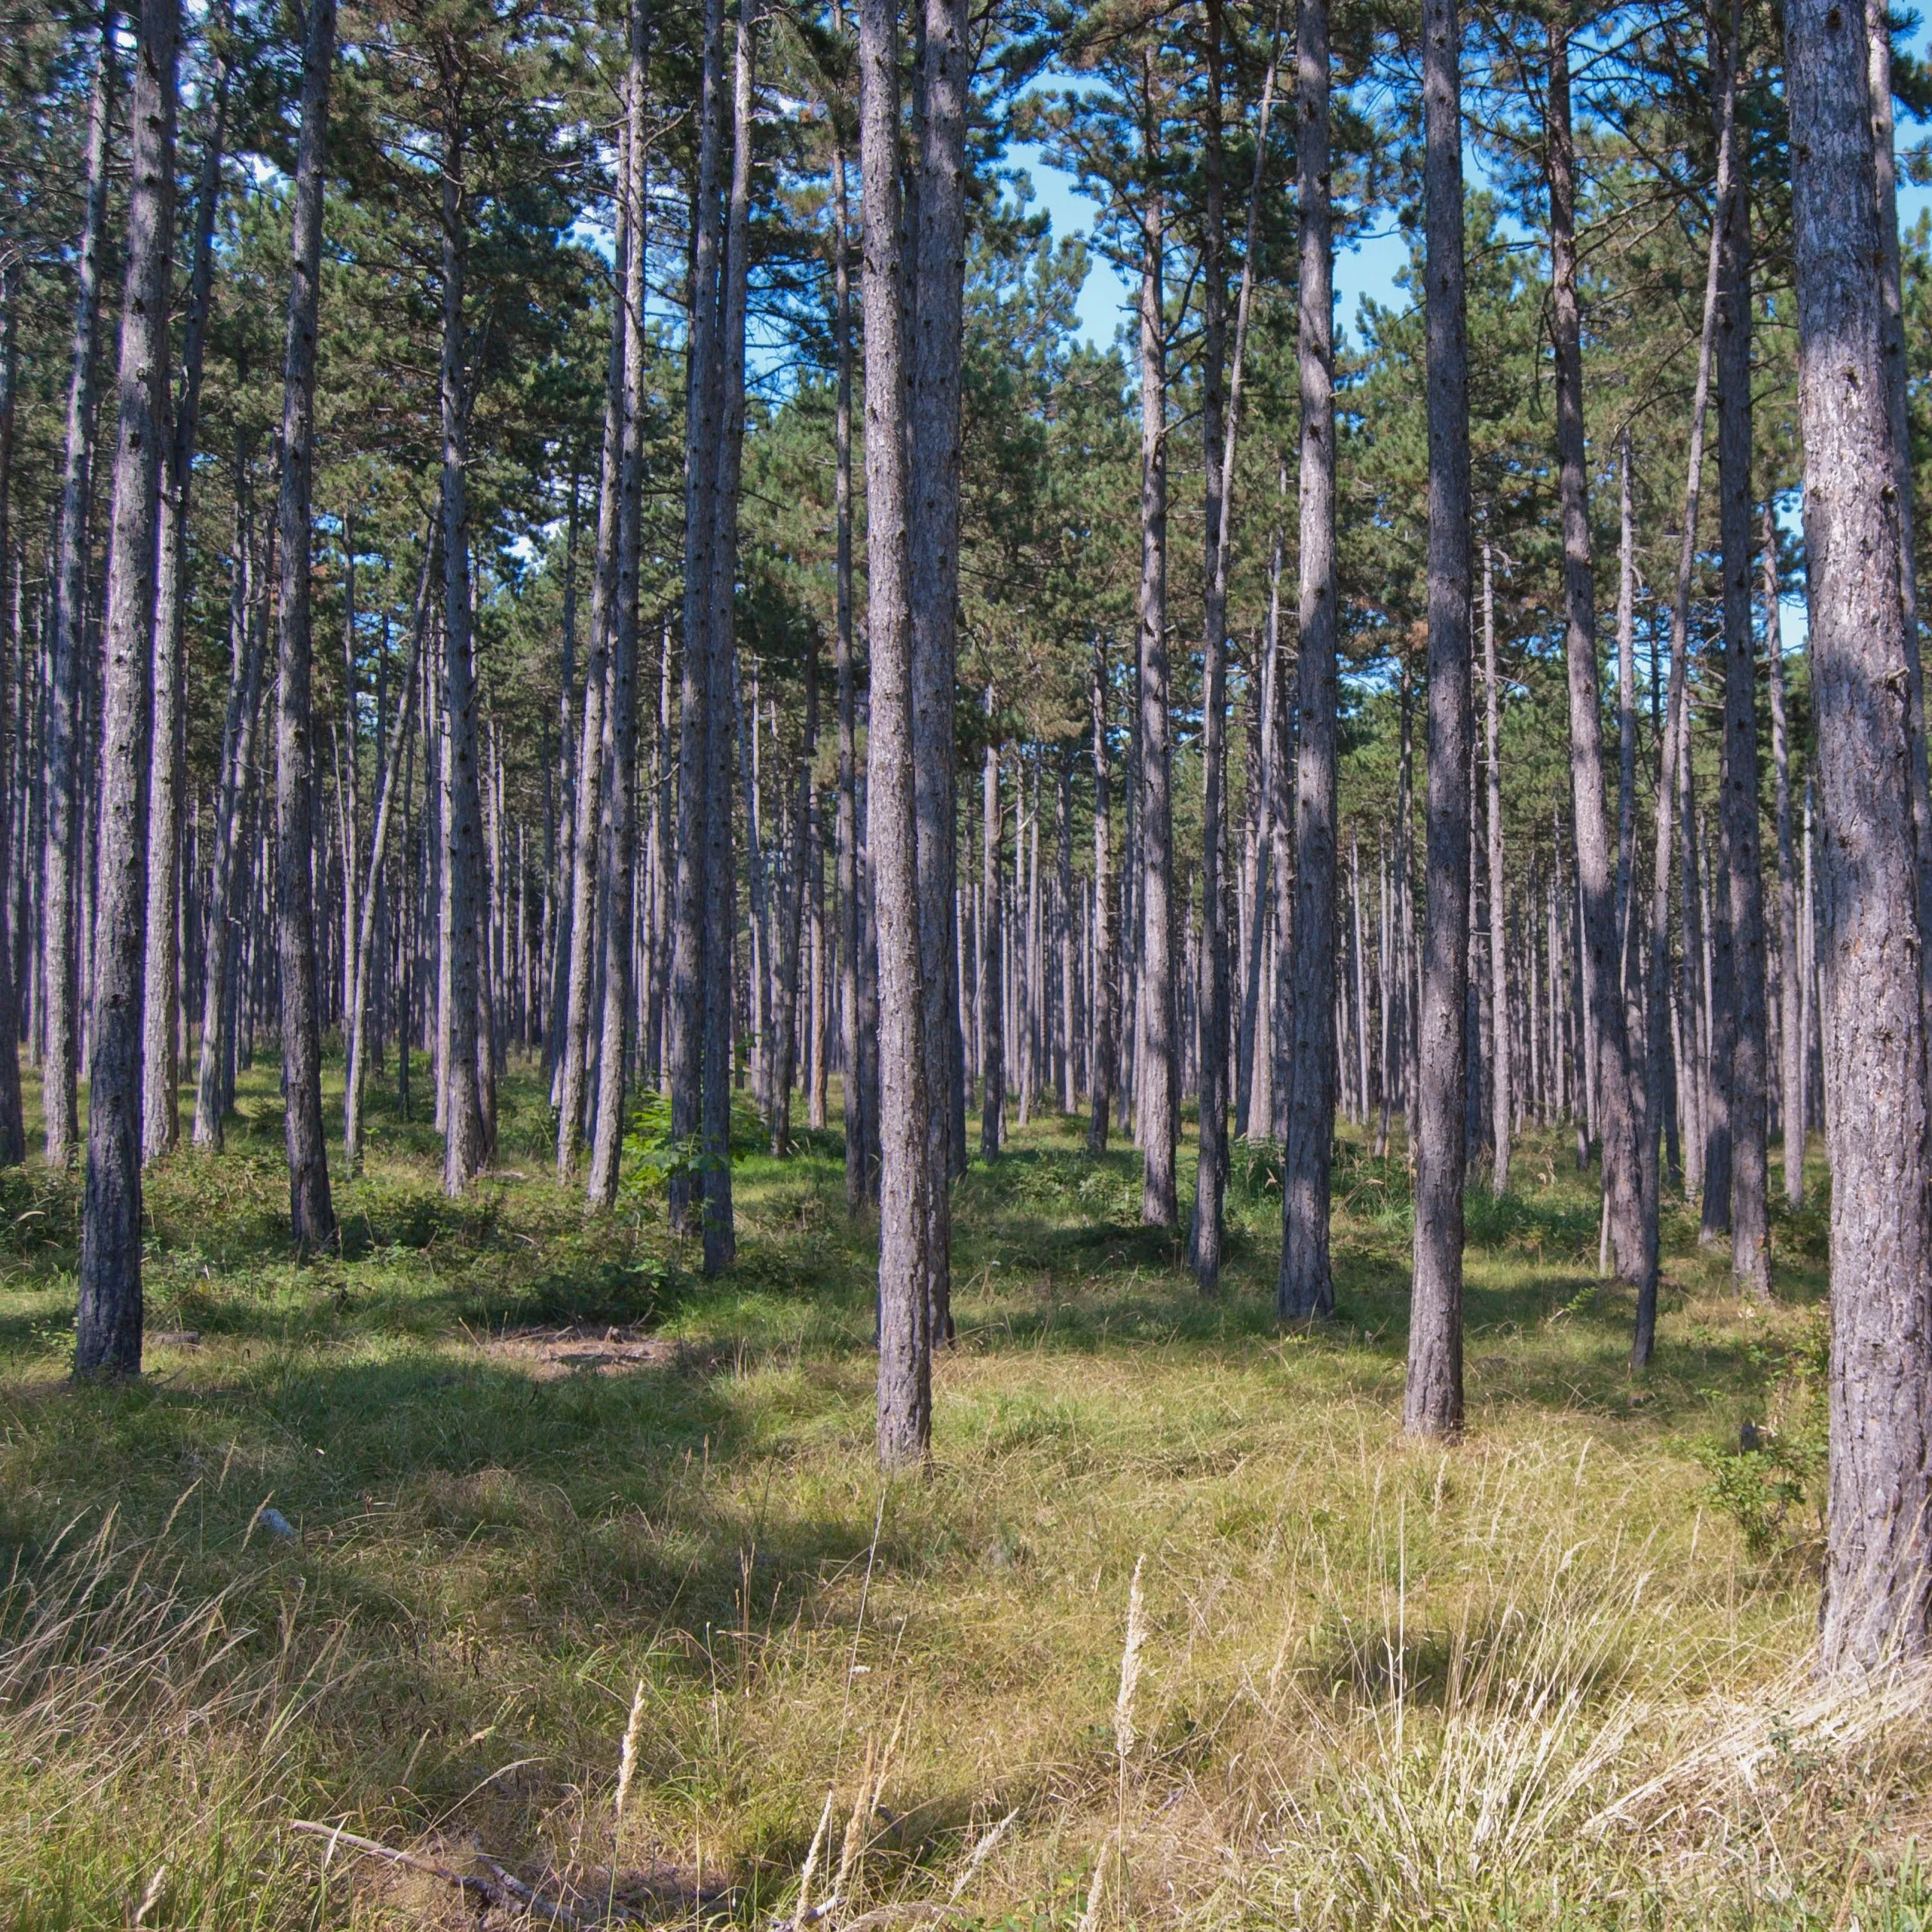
[75,0,177,1379]
[1548,23,1642,1281]
[274,0,338,1251]
[1786,0,1932,1674]
[1712,11,1769,1294]
[436,137,487,1196]
[1482,536,1510,1196]
[0,265,25,1166]
[142,17,227,1162]
[1280,0,1337,1318]
[1135,57,1176,1227]
[1191,0,1229,1292]
[44,2,117,1167]
[701,0,754,1274]
[1636,48,1729,1367]
[588,0,651,1211]
[1764,503,1802,1206]
[910,0,968,1330]
[1404,0,1471,1438]
[193,440,262,1151]
[858,0,932,1468]
[1088,649,1115,1154]
[831,112,863,1213]
[981,719,1004,1157]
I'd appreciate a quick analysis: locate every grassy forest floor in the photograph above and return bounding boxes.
[3,1052,1930,1930]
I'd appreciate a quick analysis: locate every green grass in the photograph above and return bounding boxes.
[0,1048,1923,1930]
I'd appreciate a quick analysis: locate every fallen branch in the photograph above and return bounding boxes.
[290,1820,594,1928]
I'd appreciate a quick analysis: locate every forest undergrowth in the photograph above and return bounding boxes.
[2,1056,1929,1930]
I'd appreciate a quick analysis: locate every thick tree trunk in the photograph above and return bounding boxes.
[1548,24,1642,1281]
[1192,0,1229,1291]
[1764,504,1803,1206]
[1712,11,1769,1294]
[142,22,226,1163]
[1482,536,1510,1195]
[75,0,177,1379]
[436,143,487,1196]
[274,0,338,1251]
[1280,0,1338,1318]
[1404,0,1471,1437]
[859,0,932,1468]
[1135,58,1176,1227]
[1786,0,1932,1674]
[589,0,652,1210]
[44,3,118,1167]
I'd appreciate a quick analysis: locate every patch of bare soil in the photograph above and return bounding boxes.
[475,1322,683,1382]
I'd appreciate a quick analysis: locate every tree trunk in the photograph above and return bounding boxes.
[75,0,177,1379]
[770,637,817,1156]
[142,18,226,1163]
[0,265,25,1167]
[1404,0,1471,1437]
[1088,649,1114,1154]
[1135,56,1175,1227]
[981,718,1004,1156]
[1482,535,1510,1195]
[1548,23,1642,1281]
[1615,430,1639,984]
[1713,3,1769,1294]
[1636,47,1730,1366]
[859,0,932,1468]
[44,2,118,1167]
[1764,503,1803,1206]
[1281,0,1337,1318]
[588,0,651,1210]
[274,0,338,1251]
[1785,0,1932,1673]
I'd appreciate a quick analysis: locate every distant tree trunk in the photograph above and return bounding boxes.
[1088,648,1115,1154]
[1764,503,1803,1206]
[75,0,177,1379]
[859,0,932,1468]
[194,440,263,1151]
[770,637,817,1156]
[589,0,651,1211]
[1712,0,1769,1295]
[1481,535,1510,1195]
[1614,430,1638,981]
[274,0,338,1251]
[44,2,117,1167]
[1787,0,1932,1675]
[1135,56,1176,1227]
[1548,23,1641,1281]
[981,718,1005,1156]
[831,112,864,1214]
[910,0,968,1330]
[1637,38,1729,1367]
[1280,0,1337,1318]
[1404,0,1471,1438]
[345,542,429,1168]
[436,132,487,1196]
[1191,0,1229,1291]
[142,18,226,1164]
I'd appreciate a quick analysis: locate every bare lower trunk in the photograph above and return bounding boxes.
[1787,0,1932,1674]
[142,27,226,1164]
[0,267,25,1166]
[44,4,117,1167]
[1548,24,1641,1282]
[1404,0,1471,1438]
[981,720,1004,1157]
[75,0,177,1379]
[1088,650,1114,1154]
[1764,504,1802,1206]
[1280,0,1337,1318]
[1482,536,1510,1195]
[588,0,652,1211]
[859,0,931,1468]
[274,0,338,1251]
[1713,16,1768,1295]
